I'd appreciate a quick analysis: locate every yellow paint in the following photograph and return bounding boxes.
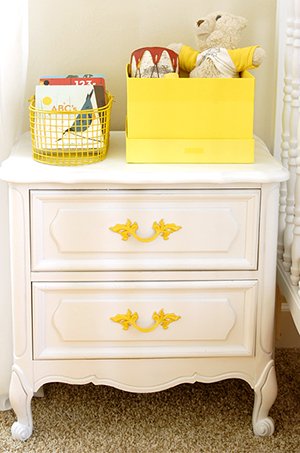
[109,219,181,242]
[42,96,52,106]
[126,65,255,163]
[163,72,179,79]
[110,309,181,333]
[126,136,254,163]
[30,93,113,166]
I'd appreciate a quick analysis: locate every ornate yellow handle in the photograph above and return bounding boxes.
[110,309,181,333]
[109,218,181,242]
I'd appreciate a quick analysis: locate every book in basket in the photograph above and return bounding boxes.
[34,85,104,151]
[39,73,106,88]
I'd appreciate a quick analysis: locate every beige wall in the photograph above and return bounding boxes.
[27,0,276,150]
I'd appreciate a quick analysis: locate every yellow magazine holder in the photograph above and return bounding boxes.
[126,66,255,163]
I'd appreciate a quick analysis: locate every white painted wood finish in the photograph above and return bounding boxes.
[276,0,300,334]
[282,0,299,272]
[0,133,287,185]
[30,189,260,271]
[0,132,288,440]
[32,281,257,360]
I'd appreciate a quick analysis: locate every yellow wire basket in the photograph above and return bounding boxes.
[29,92,113,166]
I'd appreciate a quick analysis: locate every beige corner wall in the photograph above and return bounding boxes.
[27,0,276,150]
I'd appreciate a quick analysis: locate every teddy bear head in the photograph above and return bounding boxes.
[194,11,248,52]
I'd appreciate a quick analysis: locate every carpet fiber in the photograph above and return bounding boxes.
[0,348,299,452]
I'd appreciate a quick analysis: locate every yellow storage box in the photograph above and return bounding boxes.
[126,65,255,163]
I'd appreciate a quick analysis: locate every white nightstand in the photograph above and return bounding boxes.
[0,132,288,440]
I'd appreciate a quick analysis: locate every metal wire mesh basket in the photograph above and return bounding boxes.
[29,92,112,166]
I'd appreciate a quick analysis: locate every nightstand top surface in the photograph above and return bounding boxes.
[0,131,288,185]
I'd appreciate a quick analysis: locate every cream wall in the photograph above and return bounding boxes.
[27,0,277,150]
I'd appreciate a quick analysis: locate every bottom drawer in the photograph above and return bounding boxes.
[32,281,257,359]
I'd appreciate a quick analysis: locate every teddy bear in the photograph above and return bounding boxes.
[168,11,265,78]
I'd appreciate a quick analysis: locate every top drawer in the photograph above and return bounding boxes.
[30,189,260,272]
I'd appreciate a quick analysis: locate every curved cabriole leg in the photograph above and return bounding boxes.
[252,361,277,436]
[9,370,33,441]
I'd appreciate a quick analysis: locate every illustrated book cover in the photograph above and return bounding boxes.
[34,85,104,151]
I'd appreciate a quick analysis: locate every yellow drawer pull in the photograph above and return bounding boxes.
[110,309,181,333]
[109,218,181,242]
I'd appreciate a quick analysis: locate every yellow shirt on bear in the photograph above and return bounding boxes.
[178,45,259,77]
[227,46,259,72]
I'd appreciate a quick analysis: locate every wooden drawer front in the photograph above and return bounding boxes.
[31,190,260,271]
[32,281,257,359]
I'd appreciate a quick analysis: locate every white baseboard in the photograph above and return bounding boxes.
[276,303,300,348]
[277,260,300,334]
[276,260,300,347]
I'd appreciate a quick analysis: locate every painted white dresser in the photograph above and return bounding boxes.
[0,132,288,440]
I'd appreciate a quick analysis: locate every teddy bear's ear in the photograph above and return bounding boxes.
[236,16,248,31]
[217,14,248,31]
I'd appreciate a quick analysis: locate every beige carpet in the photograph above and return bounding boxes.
[0,348,299,453]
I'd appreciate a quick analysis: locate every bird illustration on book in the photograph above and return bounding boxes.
[57,90,95,141]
